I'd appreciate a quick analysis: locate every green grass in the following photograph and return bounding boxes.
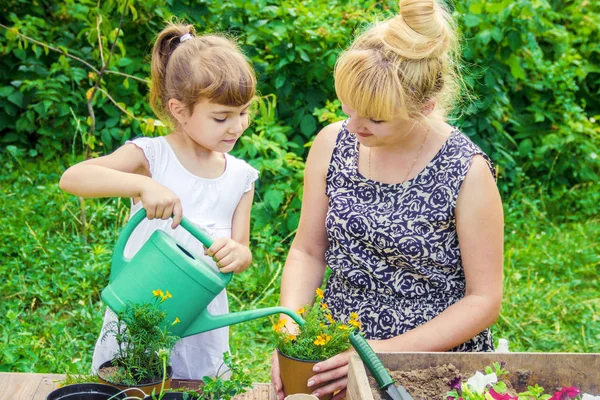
[1,152,598,383]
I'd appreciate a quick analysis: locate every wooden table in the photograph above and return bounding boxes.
[0,373,277,400]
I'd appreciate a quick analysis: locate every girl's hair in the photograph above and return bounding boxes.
[150,22,256,124]
[334,0,460,121]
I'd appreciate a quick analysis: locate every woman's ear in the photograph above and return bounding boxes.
[168,99,188,125]
[423,99,436,116]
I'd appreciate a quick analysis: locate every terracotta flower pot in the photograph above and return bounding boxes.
[277,350,332,400]
[97,359,173,397]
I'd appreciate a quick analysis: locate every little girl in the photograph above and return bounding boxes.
[59,22,259,379]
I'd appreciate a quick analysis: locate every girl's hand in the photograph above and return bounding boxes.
[139,178,183,229]
[205,238,252,273]
[307,349,354,400]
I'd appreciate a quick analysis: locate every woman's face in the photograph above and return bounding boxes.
[342,103,419,148]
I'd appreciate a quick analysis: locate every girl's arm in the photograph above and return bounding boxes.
[208,186,254,274]
[60,143,183,227]
[309,155,504,400]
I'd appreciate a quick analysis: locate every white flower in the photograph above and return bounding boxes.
[582,394,600,400]
[590,152,597,160]
[466,371,498,394]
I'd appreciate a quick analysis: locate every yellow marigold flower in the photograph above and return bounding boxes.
[171,317,181,326]
[314,335,327,346]
[297,307,306,315]
[152,289,164,298]
[349,319,362,329]
[160,290,173,302]
[350,312,359,320]
[285,334,297,343]
[272,318,287,332]
[316,288,324,299]
[325,314,335,324]
[321,303,329,310]
[323,334,331,344]
[338,324,350,330]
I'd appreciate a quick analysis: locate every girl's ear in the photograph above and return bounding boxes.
[168,98,188,125]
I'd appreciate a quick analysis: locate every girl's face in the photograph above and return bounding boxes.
[174,99,251,153]
[342,103,418,148]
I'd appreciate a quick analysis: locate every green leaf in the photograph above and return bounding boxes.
[118,57,132,67]
[275,75,286,89]
[7,91,24,107]
[0,86,16,98]
[300,114,316,137]
[463,15,480,28]
[506,56,526,80]
[264,189,284,211]
[519,139,533,157]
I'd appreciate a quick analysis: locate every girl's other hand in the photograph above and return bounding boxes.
[139,178,183,229]
[205,238,252,273]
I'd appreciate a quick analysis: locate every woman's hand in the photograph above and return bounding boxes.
[270,350,285,400]
[307,349,354,399]
[205,238,252,273]
[139,178,183,228]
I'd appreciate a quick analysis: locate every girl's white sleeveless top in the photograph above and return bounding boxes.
[91,136,258,379]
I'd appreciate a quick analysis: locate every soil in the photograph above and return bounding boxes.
[370,363,461,400]
[369,364,519,400]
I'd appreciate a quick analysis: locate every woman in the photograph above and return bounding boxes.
[271,0,504,398]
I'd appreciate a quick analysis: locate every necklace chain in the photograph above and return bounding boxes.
[368,127,430,184]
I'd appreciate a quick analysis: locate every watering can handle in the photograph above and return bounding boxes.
[110,208,221,281]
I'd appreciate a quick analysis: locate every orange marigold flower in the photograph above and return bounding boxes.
[321,303,329,310]
[316,288,324,299]
[171,317,181,326]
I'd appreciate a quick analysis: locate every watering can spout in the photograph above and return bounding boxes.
[184,306,305,337]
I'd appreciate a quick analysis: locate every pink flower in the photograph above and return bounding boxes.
[489,388,518,400]
[550,387,580,400]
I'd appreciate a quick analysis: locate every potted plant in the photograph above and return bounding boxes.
[273,288,361,399]
[96,288,180,397]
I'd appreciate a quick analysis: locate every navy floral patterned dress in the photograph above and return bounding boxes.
[323,121,495,351]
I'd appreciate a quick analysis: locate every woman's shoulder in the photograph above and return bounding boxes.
[308,120,345,162]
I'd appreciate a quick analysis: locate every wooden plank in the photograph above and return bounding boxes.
[348,352,600,398]
[34,374,66,400]
[0,372,44,400]
[0,373,274,400]
[347,355,374,400]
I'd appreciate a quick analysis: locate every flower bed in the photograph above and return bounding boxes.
[347,352,600,400]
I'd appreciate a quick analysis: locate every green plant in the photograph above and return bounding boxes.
[100,289,179,386]
[273,288,359,361]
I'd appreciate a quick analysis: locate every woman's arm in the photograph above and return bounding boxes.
[308,155,504,399]
[59,143,183,227]
[271,121,342,400]
[370,155,504,352]
[279,121,343,314]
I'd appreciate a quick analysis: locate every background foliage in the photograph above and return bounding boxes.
[0,0,598,383]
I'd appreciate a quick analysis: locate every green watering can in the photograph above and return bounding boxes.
[101,209,304,337]
[101,210,412,400]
